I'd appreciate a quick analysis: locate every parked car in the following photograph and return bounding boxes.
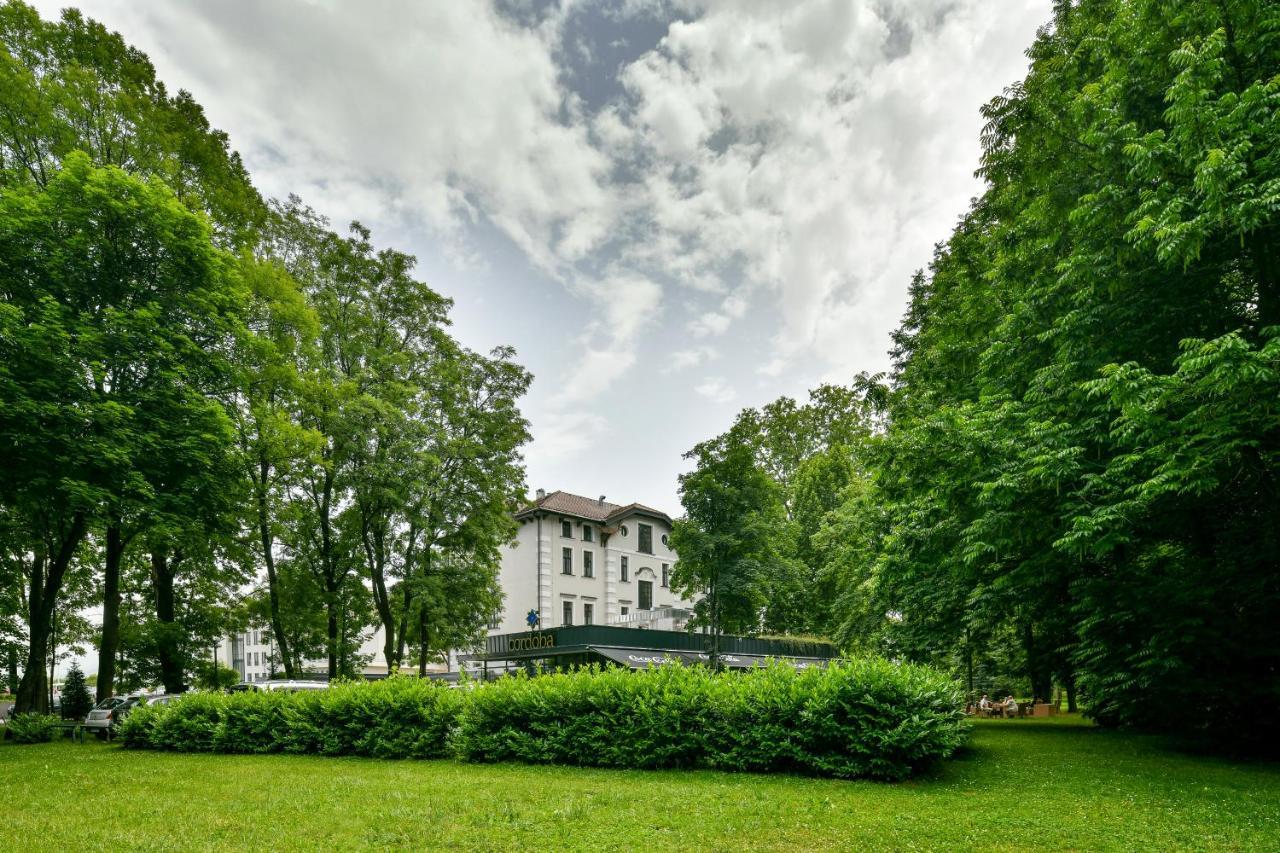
[83,693,147,739]
[228,679,328,693]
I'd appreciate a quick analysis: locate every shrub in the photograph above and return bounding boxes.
[129,678,464,759]
[117,702,168,749]
[6,712,62,744]
[456,659,967,781]
[121,661,966,780]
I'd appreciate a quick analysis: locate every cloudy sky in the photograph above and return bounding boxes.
[35,0,1050,514]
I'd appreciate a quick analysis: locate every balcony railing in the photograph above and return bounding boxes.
[611,606,693,631]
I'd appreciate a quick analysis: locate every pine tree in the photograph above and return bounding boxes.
[60,662,92,721]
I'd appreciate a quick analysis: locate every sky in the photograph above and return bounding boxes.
[33,0,1051,516]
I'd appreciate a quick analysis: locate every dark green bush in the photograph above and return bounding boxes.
[119,662,965,780]
[117,703,163,749]
[5,712,62,744]
[456,659,967,780]
[123,678,464,759]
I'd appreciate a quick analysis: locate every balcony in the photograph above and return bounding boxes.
[611,606,693,632]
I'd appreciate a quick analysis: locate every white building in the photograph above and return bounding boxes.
[220,488,693,681]
[492,490,695,635]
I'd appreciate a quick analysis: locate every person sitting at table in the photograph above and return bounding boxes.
[1004,695,1019,717]
[978,694,991,716]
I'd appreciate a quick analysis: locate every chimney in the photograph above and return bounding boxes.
[598,495,606,506]
[536,488,546,500]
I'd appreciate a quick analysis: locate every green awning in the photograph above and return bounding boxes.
[588,646,830,670]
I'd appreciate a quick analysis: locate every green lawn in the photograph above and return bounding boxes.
[3,716,1278,851]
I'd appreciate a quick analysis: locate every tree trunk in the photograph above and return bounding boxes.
[1252,225,1279,331]
[708,569,722,670]
[363,523,397,674]
[1064,671,1078,713]
[257,455,294,678]
[418,606,429,676]
[396,582,412,667]
[48,610,57,712]
[97,524,125,702]
[966,627,975,694]
[151,548,186,694]
[6,645,17,695]
[16,514,88,714]
[1023,622,1053,701]
[326,580,339,680]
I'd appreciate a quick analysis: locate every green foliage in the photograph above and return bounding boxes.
[456,661,966,781]
[670,443,790,647]
[5,712,60,743]
[193,661,241,691]
[675,382,880,638]
[824,0,1280,749]
[0,2,531,707]
[121,678,464,759]
[59,662,91,720]
[120,664,964,780]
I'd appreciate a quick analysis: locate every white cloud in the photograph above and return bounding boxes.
[597,0,1047,378]
[528,409,609,467]
[34,0,1050,491]
[665,345,719,372]
[694,376,736,404]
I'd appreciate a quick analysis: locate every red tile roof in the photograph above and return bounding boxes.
[516,490,672,525]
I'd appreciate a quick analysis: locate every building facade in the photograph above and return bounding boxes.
[219,489,694,682]
[492,490,695,636]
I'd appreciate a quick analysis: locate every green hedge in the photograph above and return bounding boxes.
[455,660,966,780]
[118,661,966,781]
[5,712,62,744]
[120,678,464,758]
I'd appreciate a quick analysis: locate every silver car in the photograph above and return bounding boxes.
[83,694,146,739]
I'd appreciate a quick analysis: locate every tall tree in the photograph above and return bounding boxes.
[1,154,239,710]
[832,0,1280,744]
[670,443,788,665]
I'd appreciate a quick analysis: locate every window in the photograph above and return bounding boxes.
[638,523,653,554]
[562,601,573,626]
[661,533,668,547]
[583,525,593,543]
[620,606,629,616]
[621,556,629,582]
[620,525,628,537]
[562,547,573,574]
[638,580,653,610]
[662,563,669,588]
[561,519,572,538]
[583,551,594,578]
[488,612,501,630]
[583,603,594,625]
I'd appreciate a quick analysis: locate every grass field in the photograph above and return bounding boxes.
[3,716,1278,851]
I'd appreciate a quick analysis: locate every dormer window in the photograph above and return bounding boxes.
[561,519,572,538]
[638,523,653,554]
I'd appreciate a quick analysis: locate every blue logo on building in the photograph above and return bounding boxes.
[526,609,540,629]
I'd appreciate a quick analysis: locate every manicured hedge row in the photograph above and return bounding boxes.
[120,677,464,758]
[119,660,966,781]
[455,660,966,780]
